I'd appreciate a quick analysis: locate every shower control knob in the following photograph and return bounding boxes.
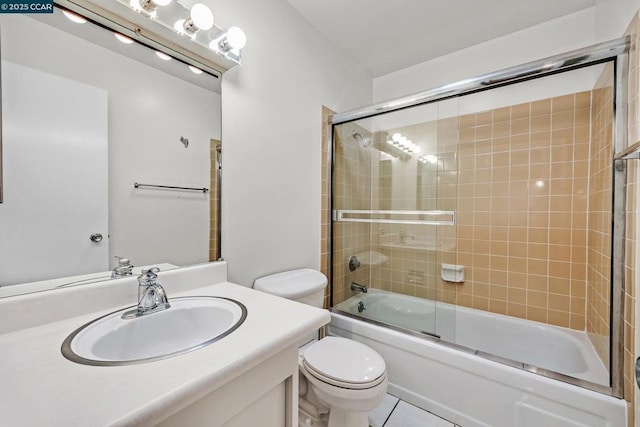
[348,255,361,272]
[90,233,103,243]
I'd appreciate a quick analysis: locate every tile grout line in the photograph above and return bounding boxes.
[380,397,401,427]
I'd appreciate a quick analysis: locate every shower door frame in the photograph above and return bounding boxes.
[329,37,630,398]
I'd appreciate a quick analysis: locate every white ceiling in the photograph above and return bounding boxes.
[286,0,598,77]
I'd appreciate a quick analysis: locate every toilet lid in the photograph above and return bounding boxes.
[302,337,386,386]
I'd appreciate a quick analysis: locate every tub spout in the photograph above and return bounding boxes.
[351,282,367,293]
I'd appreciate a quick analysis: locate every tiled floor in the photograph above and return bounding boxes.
[369,394,459,427]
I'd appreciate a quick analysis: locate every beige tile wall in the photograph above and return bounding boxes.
[329,90,612,333]
[209,139,220,262]
[332,123,375,305]
[449,93,593,328]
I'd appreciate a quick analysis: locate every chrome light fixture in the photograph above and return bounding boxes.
[135,0,171,15]
[208,26,246,64]
[119,0,247,66]
[183,3,214,34]
[215,27,246,52]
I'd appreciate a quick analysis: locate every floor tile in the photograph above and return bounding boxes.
[368,393,399,427]
[383,401,454,427]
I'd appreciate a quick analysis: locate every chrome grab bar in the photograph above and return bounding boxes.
[334,209,455,226]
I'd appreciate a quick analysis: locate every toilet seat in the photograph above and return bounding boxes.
[302,337,386,390]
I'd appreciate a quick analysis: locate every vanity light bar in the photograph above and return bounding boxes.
[119,0,246,65]
[55,2,222,78]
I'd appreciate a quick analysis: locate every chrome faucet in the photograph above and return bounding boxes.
[399,228,416,244]
[111,256,134,279]
[121,267,170,319]
[350,282,368,293]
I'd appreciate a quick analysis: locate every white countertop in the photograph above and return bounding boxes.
[0,263,330,426]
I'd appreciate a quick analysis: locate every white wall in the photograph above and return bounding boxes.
[373,8,597,103]
[205,0,372,286]
[1,15,220,272]
[594,0,640,40]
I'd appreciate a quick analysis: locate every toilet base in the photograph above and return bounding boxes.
[327,407,370,427]
[298,407,327,427]
[298,408,374,427]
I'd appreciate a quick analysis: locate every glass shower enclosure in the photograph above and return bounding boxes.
[330,39,629,396]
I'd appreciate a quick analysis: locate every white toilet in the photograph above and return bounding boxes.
[254,269,388,427]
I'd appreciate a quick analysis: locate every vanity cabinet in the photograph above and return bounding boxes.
[0,262,329,427]
[158,344,299,427]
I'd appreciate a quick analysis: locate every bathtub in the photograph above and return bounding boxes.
[331,290,626,427]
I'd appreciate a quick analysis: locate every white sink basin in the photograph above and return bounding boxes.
[61,296,247,366]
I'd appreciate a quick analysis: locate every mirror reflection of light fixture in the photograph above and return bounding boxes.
[387,132,420,155]
[188,65,203,74]
[114,33,135,44]
[419,155,438,165]
[155,51,171,60]
[62,10,87,24]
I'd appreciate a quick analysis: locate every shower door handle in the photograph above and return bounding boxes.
[636,357,640,389]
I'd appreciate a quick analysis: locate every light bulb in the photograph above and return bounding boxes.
[399,136,408,145]
[155,51,171,60]
[189,65,203,74]
[413,145,421,153]
[136,0,170,13]
[392,133,401,142]
[226,27,247,49]
[114,33,134,44]
[62,10,87,24]
[190,4,214,30]
[173,19,186,34]
[208,38,221,51]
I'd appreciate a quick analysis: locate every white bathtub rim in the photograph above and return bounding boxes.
[334,289,609,388]
[330,313,626,426]
[329,311,618,399]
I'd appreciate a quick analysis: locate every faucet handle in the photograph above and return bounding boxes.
[138,267,160,284]
[115,256,132,267]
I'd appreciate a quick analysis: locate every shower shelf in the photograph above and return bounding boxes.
[333,210,455,226]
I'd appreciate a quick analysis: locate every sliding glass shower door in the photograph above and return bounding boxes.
[331,57,621,393]
[332,99,459,340]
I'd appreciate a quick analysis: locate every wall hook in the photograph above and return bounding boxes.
[180,136,189,148]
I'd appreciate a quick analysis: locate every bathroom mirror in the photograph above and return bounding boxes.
[0,7,222,298]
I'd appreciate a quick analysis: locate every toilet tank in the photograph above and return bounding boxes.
[253,269,328,308]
